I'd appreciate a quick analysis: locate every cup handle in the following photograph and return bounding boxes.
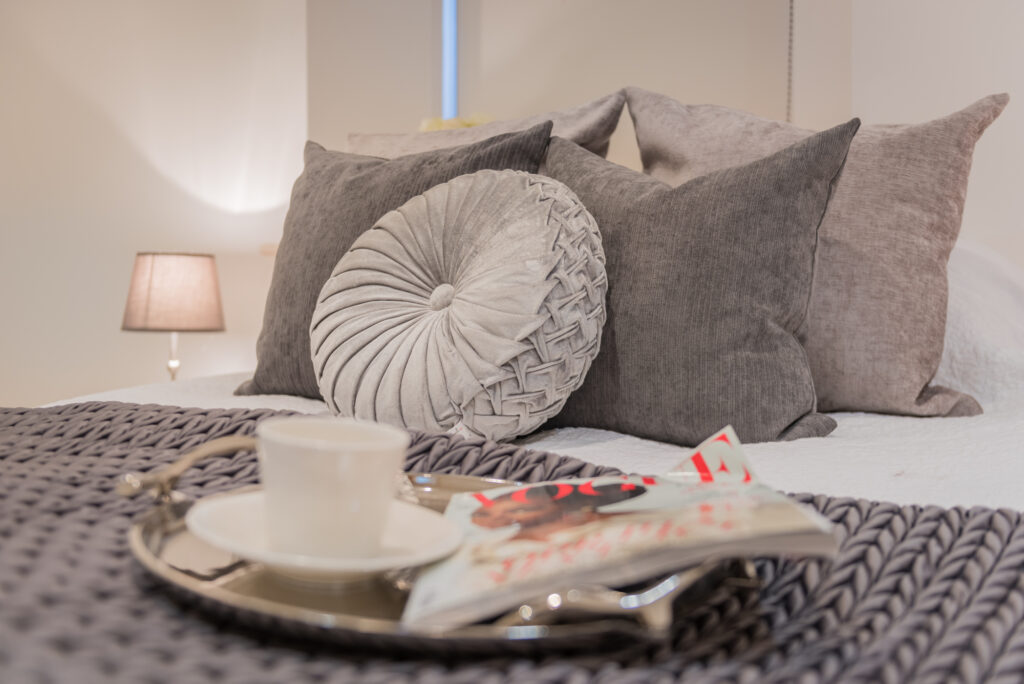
[116,435,257,502]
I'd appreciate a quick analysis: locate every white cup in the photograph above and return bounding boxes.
[255,416,410,559]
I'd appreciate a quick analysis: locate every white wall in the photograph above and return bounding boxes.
[0,1,307,406]
[750,1,1024,270]
[850,1,1023,269]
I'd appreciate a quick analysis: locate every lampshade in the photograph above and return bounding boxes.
[122,252,225,332]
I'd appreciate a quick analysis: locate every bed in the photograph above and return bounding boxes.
[52,239,1024,511]
[7,89,1024,681]
[5,239,1014,682]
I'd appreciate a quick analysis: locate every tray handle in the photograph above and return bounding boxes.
[116,435,257,503]
[116,435,423,507]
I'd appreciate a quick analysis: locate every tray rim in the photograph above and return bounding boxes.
[128,472,662,650]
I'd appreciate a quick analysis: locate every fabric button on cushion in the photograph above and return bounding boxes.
[429,284,455,310]
[310,170,607,441]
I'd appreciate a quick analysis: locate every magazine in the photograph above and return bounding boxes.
[401,426,836,629]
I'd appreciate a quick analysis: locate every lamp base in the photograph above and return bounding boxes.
[167,331,180,381]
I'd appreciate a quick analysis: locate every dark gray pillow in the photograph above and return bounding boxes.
[236,122,553,398]
[543,119,860,446]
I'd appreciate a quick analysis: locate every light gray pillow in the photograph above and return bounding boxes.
[236,123,553,399]
[348,90,625,159]
[310,170,607,442]
[543,118,860,446]
[626,87,1008,416]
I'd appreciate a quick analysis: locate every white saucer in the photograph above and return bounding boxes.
[185,490,462,587]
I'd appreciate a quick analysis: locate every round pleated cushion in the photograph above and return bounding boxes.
[310,169,607,441]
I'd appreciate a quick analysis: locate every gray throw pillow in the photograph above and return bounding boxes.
[311,170,607,441]
[543,119,860,446]
[627,87,1008,416]
[236,122,553,398]
[347,91,625,159]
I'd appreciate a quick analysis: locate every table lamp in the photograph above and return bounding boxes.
[121,252,225,380]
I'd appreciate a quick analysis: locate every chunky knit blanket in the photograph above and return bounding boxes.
[1,402,1022,683]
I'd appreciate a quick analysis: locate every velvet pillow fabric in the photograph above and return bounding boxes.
[311,170,606,441]
[626,87,1008,416]
[347,91,625,159]
[543,118,860,446]
[236,122,553,398]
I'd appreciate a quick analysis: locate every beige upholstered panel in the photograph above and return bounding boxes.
[347,91,625,159]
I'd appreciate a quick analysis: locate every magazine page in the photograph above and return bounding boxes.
[664,425,756,486]
[402,427,836,629]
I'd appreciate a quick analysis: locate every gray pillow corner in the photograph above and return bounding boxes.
[232,378,258,397]
[946,392,984,418]
[965,92,1010,137]
[918,385,984,418]
[303,139,326,158]
[778,413,838,442]
[601,88,627,115]
[975,91,1010,116]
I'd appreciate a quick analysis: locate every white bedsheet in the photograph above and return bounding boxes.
[52,240,1024,511]
[51,372,331,415]
[53,370,1024,511]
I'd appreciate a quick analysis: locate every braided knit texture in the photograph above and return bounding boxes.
[2,401,1023,683]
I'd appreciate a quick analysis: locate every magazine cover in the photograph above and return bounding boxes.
[402,426,836,629]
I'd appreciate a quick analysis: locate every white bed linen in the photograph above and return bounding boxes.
[50,372,330,415]
[53,370,1024,511]
[52,240,1024,511]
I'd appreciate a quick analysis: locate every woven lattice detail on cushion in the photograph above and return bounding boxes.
[310,170,607,441]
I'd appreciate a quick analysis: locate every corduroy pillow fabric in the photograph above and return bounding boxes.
[310,170,607,442]
[542,120,861,447]
[236,122,554,398]
[347,91,625,159]
[626,87,1008,416]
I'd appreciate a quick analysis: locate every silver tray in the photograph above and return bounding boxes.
[120,442,758,657]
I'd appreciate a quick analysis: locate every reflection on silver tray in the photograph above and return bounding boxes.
[127,470,759,656]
